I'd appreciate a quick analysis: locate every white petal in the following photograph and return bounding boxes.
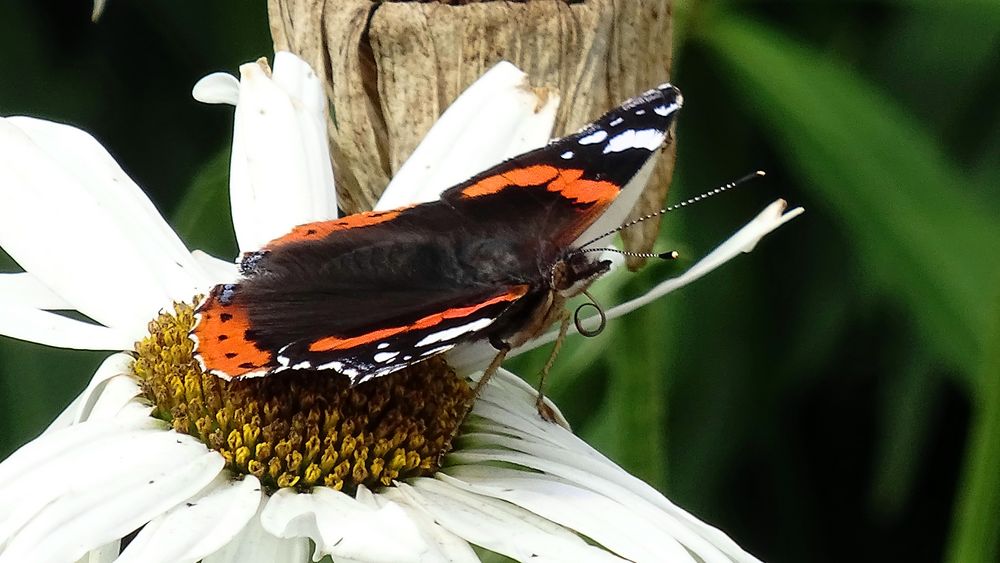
[602,199,803,320]
[229,55,337,253]
[521,200,804,355]
[1,450,224,563]
[260,487,439,562]
[0,273,70,309]
[403,478,625,563]
[271,52,328,134]
[193,73,241,105]
[501,91,561,158]
[0,118,203,330]
[67,353,136,425]
[7,117,207,303]
[456,377,762,563]
[0,417,155,499]
[0,420,195,538]
[82,376,143,422]
[0,302,133,350]
[443,341,500,379]
[441,467,694,563]
[44,394,84,435]
[116,475,262,563]
[191,250,239,285]
[457,390,573,445]
[473,367,571,430]
[76,540,120,563]
[361,486,479,562]
[0,426,222,562]
[203,510,310,563]
[453,449,736,563]
[42,354,143,435]
[377,61,559,210]
[272,51,338,225]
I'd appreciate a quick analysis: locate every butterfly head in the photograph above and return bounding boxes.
[550,251,612,299]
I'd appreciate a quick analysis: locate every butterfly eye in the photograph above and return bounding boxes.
[551,254,611,296]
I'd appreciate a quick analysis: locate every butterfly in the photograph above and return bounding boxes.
[191,82,683,384]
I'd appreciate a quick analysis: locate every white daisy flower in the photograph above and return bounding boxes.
[0,52,800,563]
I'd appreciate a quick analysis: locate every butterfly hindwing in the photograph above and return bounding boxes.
[193,267,533,382]
[269,285,530,384]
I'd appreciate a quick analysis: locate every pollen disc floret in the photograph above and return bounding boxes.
[132,302,472,492]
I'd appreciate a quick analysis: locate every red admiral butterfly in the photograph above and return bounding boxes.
[191,83,683,384]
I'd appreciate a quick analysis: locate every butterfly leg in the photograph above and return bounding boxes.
[470,336,511,400]
[442,339,510,457]
[535,311,571,422]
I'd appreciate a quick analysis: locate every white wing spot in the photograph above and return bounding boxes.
[236,369,270,380]
[578,129,608,145]
[654,103,678,116]
[560,150,574,159]
[292,361,312,370]
[603,129,665,154]
[316,360,359,378]
[374,351,400,364]
[610,117,624,126]
[377,342,390,350]
[415,318,495,347]
[635,109,646,115]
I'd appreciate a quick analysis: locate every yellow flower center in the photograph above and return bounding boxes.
[132,302,473,492]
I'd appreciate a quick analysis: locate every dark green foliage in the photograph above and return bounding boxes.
[1,1,997,561]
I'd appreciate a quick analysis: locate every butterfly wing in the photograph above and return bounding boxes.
[193,278,531,384]
[441,82,683,248]
[192,83,683,383]
[191,201,540,381]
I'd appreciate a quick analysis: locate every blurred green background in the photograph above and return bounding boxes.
[1,1,997,562]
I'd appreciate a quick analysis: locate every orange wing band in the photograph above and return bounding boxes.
[308,285,530,353]
[264,209,404,250]
[461,165,620,205]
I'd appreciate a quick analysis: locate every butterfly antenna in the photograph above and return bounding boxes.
[578,247,679,261]
[577,170,766,250]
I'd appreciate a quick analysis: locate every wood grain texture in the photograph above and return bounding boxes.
[269,0,674,261]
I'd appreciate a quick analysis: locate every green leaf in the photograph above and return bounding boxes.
[0,342,103,458]
[171,147,237,259]
[700,14,1000,377]
[869,352,941,518]
[585,302,672,490]
[876,7,999,136]
[946,296,1000,563]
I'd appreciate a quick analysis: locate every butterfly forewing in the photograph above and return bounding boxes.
[191,82,682,382]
